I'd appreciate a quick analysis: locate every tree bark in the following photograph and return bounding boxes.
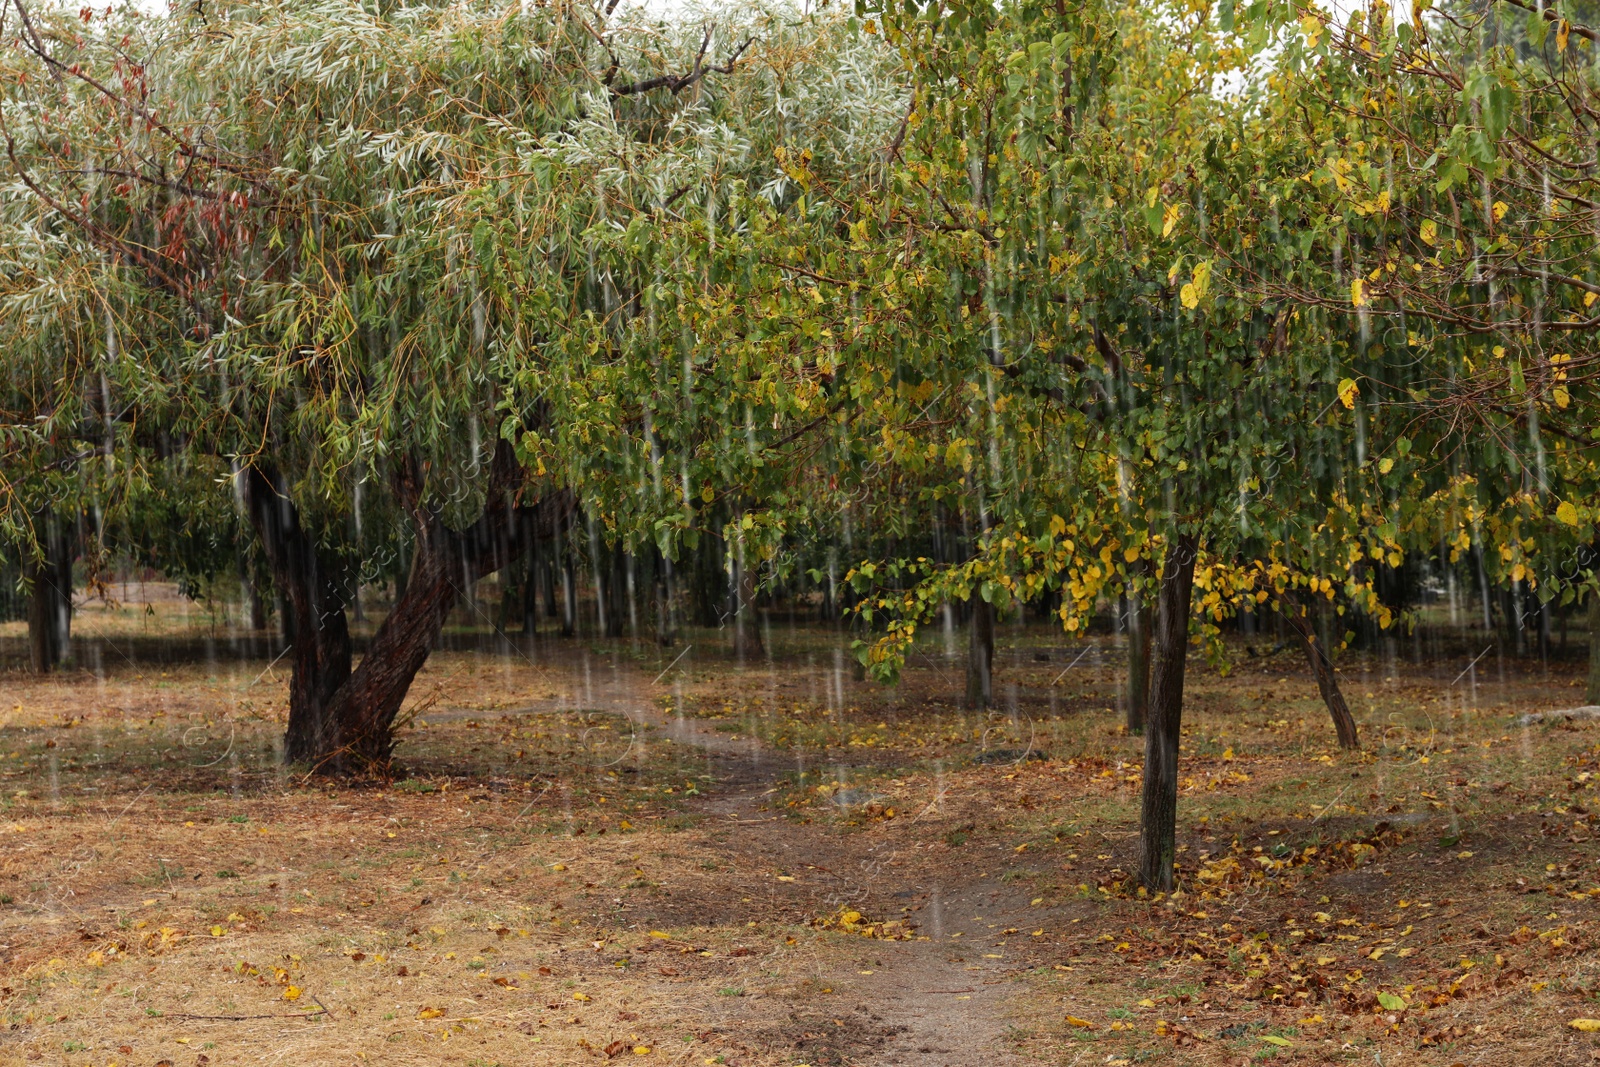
[1587,590,1600,706]
[1282,598,1361,749]
[242,447,572,774]
[1137,533,1198,894]
[317,451,572,773]
[25,509,74,673]
[1125,558,1153,733]
[966,596,995,709]
[732,520,763,658]
[240,465,353,764]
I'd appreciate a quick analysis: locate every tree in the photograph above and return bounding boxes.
[0,0,790,770]
[840,0,1472,891]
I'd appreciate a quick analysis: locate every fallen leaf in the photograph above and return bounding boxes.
[1260,1035,1292,1047]
[417,1007,443,1020]
[1570,1018,1600,1032]
[1066,1015,1095,1029]
[282,986,302,1002]
[1377,993,1406,1012]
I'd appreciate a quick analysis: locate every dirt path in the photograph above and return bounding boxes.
[462,651,1043,1066]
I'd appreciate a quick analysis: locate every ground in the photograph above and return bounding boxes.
[2,588,1600,1065]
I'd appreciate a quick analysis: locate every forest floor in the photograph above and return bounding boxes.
[1,598,1600,1065]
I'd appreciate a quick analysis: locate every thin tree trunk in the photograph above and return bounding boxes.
[25,509,74,673]
[245,570,269,631]
[559,512,579,637]
[521,533,541,635]
[1282,599,1361,750]
[1588,591,1600,706]
[605,544,628,639]
[1137,533,1198,894]
[1125,558,1154,733]
[966,596,995,709]
[733,521,762,658]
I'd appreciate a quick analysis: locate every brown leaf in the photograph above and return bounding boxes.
[604,1040,627,1058]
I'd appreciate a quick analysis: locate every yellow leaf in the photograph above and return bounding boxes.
[1180,282,1198,309]
[649,930,671,939]
[632,1047,652,1055]
[1556,501,1580,526]
[1162,203,1181,238]
[1066,1015,1095,1029]
[574,992,591,1002]
[1350,278,1366,307]
[1492,200,1509,223]
[417,1006,443,1020]
[1571,1018,1600,1032]
[209,925,225,938]
[283,986,303,1002]
[1558,19,1570,52]
[1299,13,1322,47]
[1378,457,1394,474]
[1337,378,1359,409]
[1419,219,1437,245]
[1553,385,1570,409]
[1585,291,1598,308]
[1260,1035,1292,1047]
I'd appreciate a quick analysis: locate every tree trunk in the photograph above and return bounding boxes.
[1137,533,1198,894]
[1282,599,1361,750]
[242,450,572,774]
[1125,557,1153,733]
[25,509,74,673]
[559,513,578,637]
[733,522,763,658]
[520,533,541,635]
[605,544,628,639]
[240,465,354,764]
[1587,590,1600,706]
[966,596,995,708]
[245,571,269,631]
[319,460,572,773]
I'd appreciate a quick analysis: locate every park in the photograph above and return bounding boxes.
[3,0,1600,1063]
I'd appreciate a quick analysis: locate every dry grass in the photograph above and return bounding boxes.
[1,606,1599,1065]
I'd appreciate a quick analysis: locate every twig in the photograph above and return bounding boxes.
[163,1005,329,1022]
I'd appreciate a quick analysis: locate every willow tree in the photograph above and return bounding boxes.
[0,0,787,770]
[510,3,907,660]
